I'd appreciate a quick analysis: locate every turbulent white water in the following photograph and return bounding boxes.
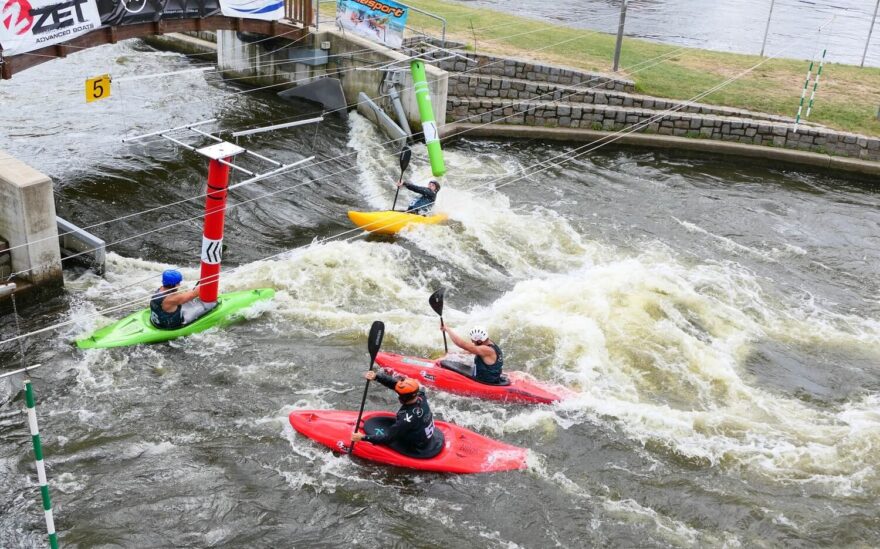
[4,50,879,544]
[62,112,880,507]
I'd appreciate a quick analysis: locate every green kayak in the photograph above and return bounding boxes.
[76,288,275,350]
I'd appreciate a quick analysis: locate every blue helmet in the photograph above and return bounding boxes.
[162,269,183,287]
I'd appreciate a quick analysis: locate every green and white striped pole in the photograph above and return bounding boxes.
[793,58,814,133]
[4,286,58,547]
[24,379,58,549]
[410,59,447,177]
[805,49,827,118]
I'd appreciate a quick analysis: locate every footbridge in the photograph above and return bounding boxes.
[0,0,313,79]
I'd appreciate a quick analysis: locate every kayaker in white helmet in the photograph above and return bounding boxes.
[441,325,505,384]
[396,178,440,215]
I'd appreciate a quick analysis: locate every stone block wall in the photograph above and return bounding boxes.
[448,98,880,161]
[448,74,798,125]
[424,50,634,92]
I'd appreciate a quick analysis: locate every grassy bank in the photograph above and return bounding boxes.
[403,0,880,137]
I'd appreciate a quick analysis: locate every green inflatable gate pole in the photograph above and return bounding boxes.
[410,60,446,177]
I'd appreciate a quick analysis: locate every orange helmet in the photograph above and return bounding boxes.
[394,378,420,397]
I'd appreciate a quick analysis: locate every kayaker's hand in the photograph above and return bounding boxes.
[351,432,366,442]
[440,324,448,333]
[364,371,377,381]
[396,180,404,188]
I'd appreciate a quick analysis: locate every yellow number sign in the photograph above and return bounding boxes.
[85,74,111,103]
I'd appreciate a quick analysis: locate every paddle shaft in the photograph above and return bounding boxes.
[350,321,384,455]
[349,364,374,455]
[440,317,449,353]
[391,147,412,211]
[391,185,402,212]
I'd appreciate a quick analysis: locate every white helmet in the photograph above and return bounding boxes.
[468,326,489,342]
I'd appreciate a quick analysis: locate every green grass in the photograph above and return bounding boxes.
[403,0,880,136]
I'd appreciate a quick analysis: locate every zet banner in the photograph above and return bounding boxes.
[337,0,408,49]
[0,0,101,56]
[0,0,282,57]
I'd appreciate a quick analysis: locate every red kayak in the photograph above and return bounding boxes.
[375,352,575,405]
[288,410,528,474]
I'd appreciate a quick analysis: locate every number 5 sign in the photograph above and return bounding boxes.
[86,74,111,103]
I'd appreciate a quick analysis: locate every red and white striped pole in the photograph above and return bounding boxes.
[199,157,230,303]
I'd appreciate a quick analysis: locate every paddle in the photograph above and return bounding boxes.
[429,288,448,354]
[390,145,412,212]
[350,320,385,455]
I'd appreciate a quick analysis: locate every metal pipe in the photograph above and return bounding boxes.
[190,128,283,167]
[760,0,776,58]
[0,363,43,380]
[121,119,216,143]
[226,156,316,190]
[862,0,880,67]
[388,85,413,138]
[613,0,628,72]
[0,282,15,298]
[230,116,324,137]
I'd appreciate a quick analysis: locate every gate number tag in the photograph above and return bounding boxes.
[86,74,111,103]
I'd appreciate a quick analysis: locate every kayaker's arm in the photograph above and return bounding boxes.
[401,181,436,200]
[373,369,401,391]
[442,326,497,362]
[161,288,200,311]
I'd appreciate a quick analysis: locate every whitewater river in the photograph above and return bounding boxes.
[2,42,880,547]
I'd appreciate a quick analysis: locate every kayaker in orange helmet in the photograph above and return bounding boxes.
[396,179,440,215]
[351,369,443,458]
[441,325,505,384]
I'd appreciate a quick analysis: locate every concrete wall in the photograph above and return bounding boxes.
[0,150,62,287]
[215,28,448,132]
[0,237,10,279]
[448,98,880,162]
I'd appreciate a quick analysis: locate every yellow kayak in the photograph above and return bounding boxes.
[347,210,448,235]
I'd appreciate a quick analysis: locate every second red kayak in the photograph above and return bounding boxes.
[289,410,528,474]
[375,352,575,405]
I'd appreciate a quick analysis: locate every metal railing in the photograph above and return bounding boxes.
[286,0,314,26]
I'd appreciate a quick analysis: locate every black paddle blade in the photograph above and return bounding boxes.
[429,288,445,316]
[399,146,412,172]
[368,320,385,362]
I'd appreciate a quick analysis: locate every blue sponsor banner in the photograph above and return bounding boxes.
[220,0,284,21]
[337,0,408,48]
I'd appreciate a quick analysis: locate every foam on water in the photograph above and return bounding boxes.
[62,111,880,523]
[462,253,880,495]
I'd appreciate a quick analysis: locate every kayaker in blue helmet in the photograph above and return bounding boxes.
[442,325,504,384]
[351,369,444,458]
[396,179,440,215]
[149,269,217,330]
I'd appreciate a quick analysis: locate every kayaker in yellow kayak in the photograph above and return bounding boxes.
[441,325,505,384]
[396,179,440,215]
[149,269,216,330]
